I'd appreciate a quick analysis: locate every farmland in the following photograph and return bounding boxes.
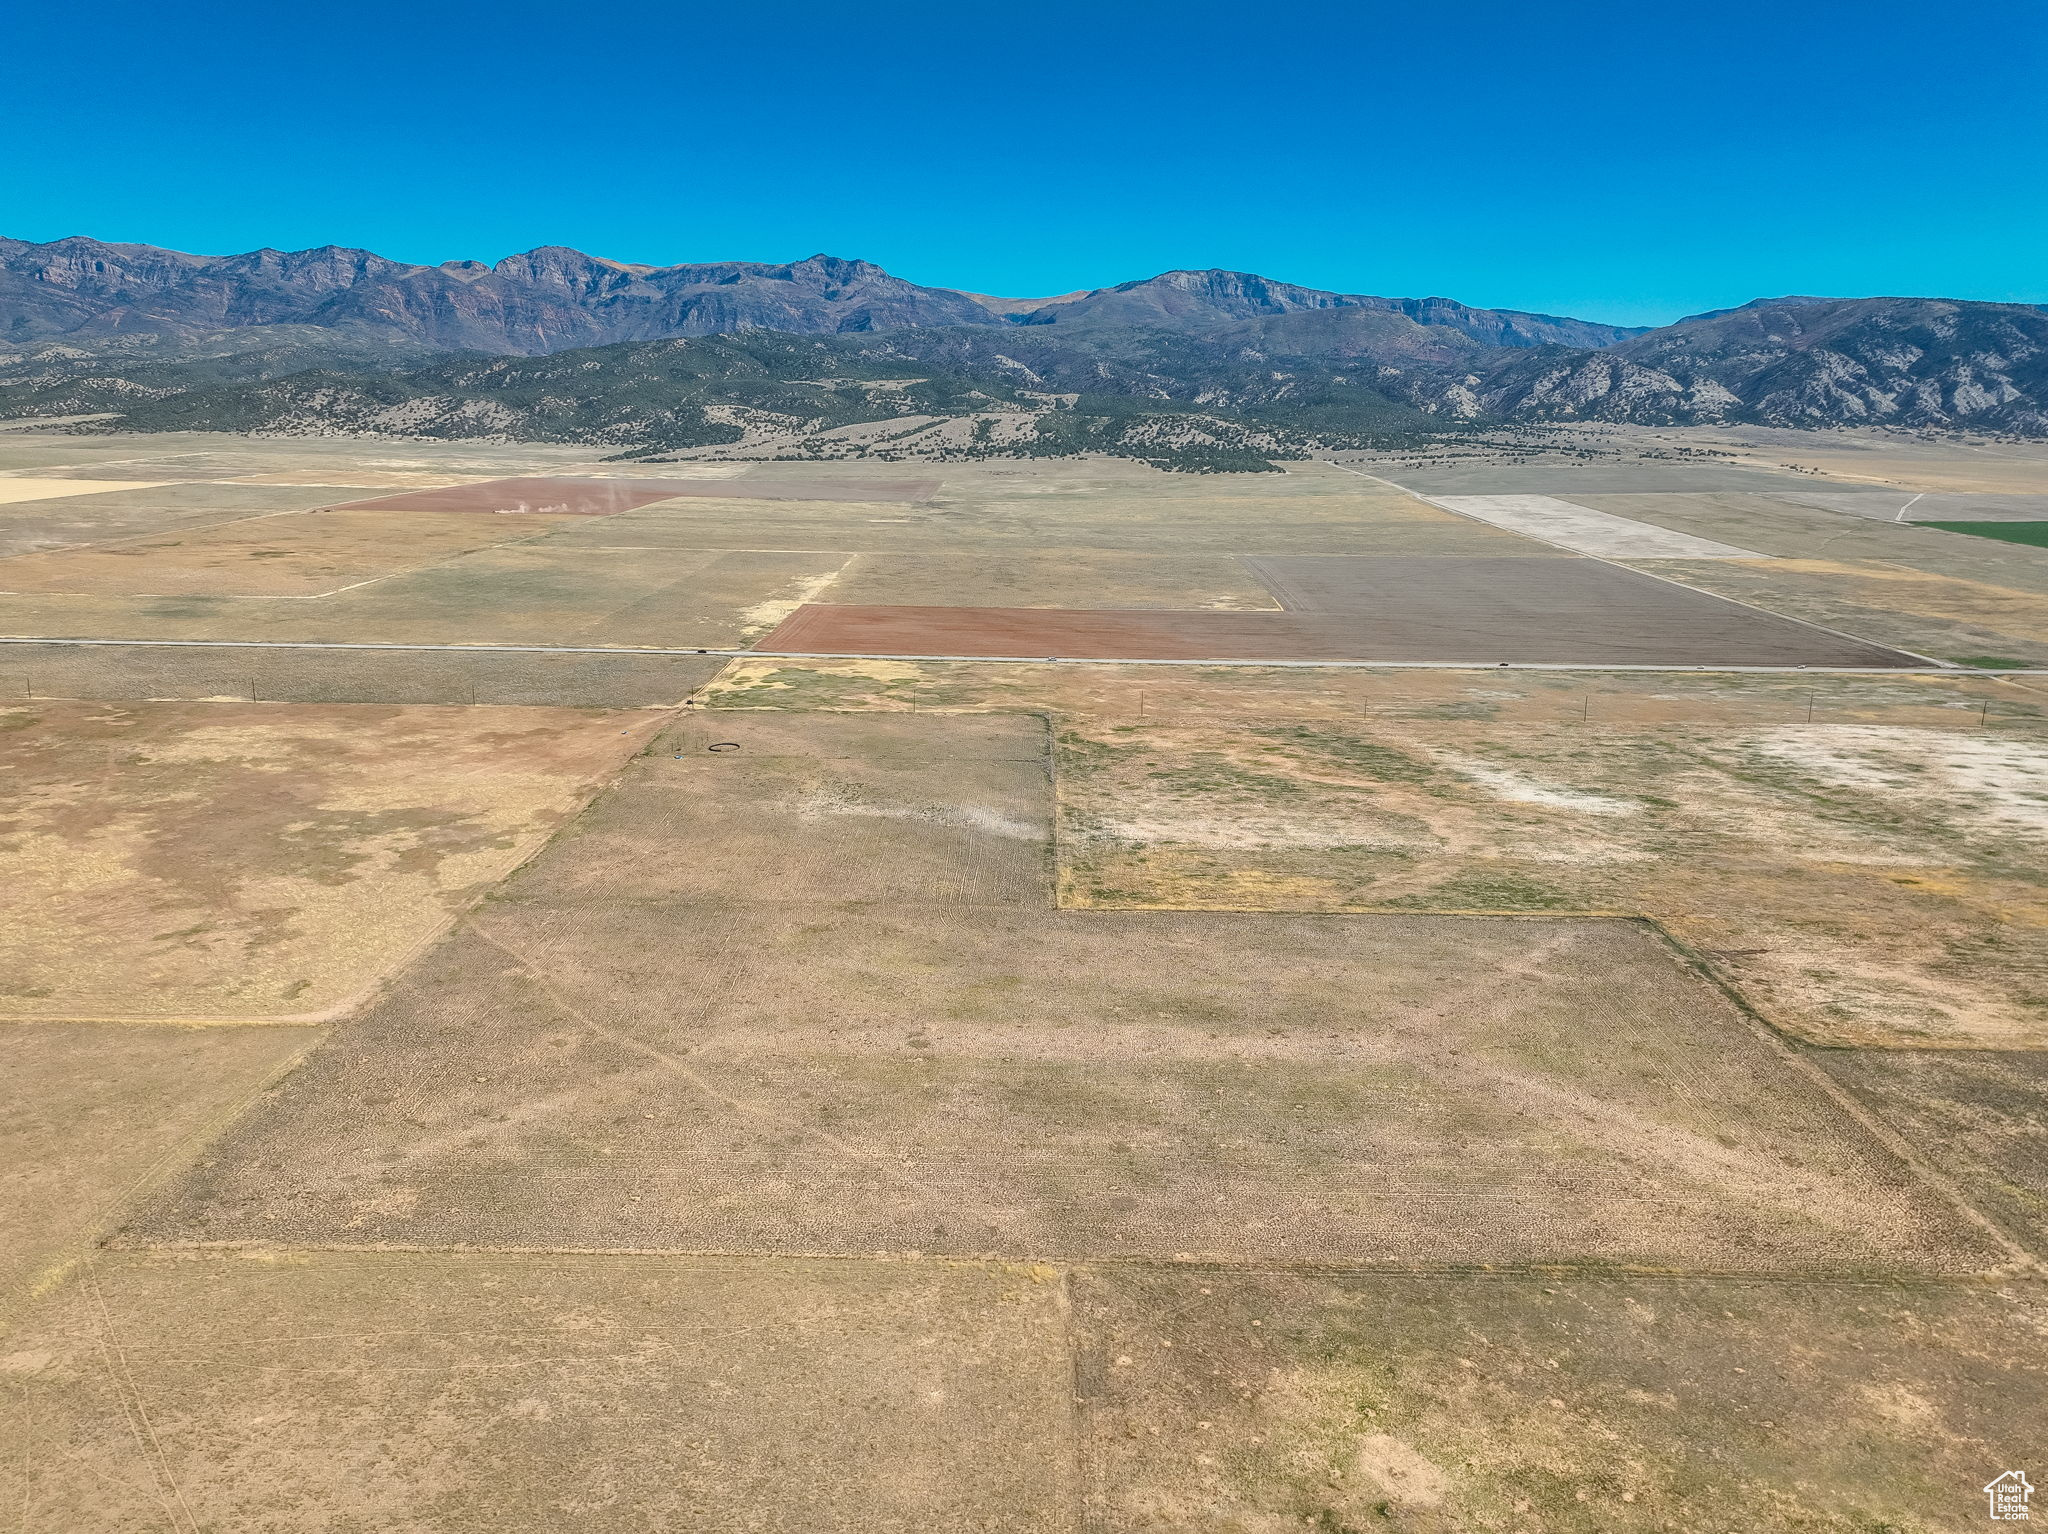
[2,423,2046,1529]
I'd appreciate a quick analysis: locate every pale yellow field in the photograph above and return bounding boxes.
[0,700,658,1020]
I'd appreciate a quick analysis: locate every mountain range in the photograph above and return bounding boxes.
[3,235,2045,457]
[0,236,1636,354]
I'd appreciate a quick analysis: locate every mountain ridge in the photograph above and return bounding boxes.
[0,235,1642,355]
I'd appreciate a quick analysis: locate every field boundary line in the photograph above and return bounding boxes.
[2,1025,329,1331]
[87,1262,201,1533]
[104,1238,2031,1287]
[1,635,2025,675]
[1055,1268,1088,1534]
[464,918,956,1210]
[1039,901,2048,1049]
[0,1013,335,1028]
[1641,917,2043,1273]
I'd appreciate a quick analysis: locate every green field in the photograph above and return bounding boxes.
[1920,519,2048,547]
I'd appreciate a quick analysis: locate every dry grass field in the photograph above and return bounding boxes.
[124,712,2000,1275]
[708,659,2048,1047]
[4,430,2048,1531]
[0,508,580,597]
[0,1023,317,1322]
[0,699,654,1019]
[0,1250,1076,1533]
[0,639,728,707]
[1052,718,2048,1047]
[1073,1268,2048,1532]
[0,481,392,559]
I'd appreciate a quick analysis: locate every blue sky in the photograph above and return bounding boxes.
[6,0,2043,325]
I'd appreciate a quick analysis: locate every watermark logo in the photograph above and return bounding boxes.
[1987,1471,2034,1521]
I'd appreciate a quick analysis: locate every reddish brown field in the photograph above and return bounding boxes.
[759,552,1926,666]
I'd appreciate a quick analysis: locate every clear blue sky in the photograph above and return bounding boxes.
[6,0,2043,325]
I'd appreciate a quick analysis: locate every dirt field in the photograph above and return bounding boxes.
[1775,489,2048,522]
[9,434,2048,1531]
[1671,423,2048,494]
[286,546,853,646]
[592,472,944,502]
[533,478,1520,558]
[129,905,2001,1272]
[0,699,653,1020]
[0,481,382,558]
[0,547,857,646]
[1649,556,2048,668]
[0,477,169,503]
[761,557,1926,665]
[823,551,1284,610]
[697,665,2048,1048]
[0,428,610,482]
[1054,719,2048,1047]
[704,652,2039,725]
[0,1249,1075,1533]
[120,711,2002,1273]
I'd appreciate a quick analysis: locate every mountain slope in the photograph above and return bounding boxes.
[0,325,1438,470]
[1449,297,2048,432]
[1009,269,1645,349]
[0,326,455,416]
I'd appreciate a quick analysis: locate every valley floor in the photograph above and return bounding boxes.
[2,425,2046,1530]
